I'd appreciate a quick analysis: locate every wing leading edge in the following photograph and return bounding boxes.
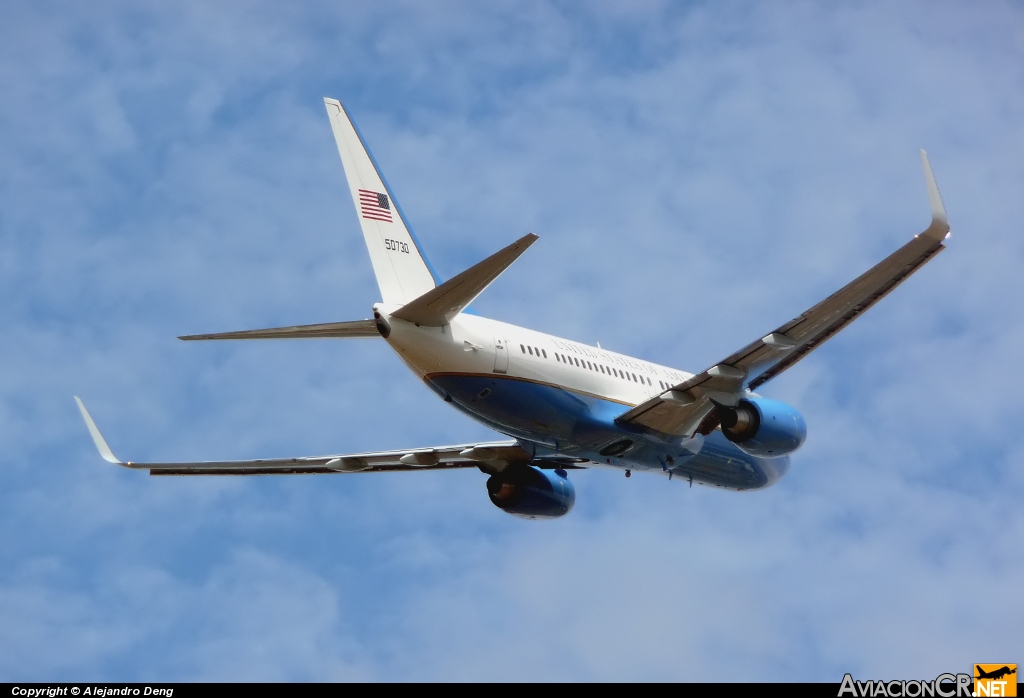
[74,397,532,476]
[618,151,950,437]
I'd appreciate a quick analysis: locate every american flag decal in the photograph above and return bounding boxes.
[358,189,393,223]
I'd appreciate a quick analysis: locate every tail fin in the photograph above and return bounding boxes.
[324,98,439,305]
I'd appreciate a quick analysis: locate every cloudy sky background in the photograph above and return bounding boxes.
[1,0,1022,681]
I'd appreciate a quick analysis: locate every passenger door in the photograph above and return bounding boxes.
[493,335,509,374]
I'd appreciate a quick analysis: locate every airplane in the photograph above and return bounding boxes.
[75,97,951,519]
[975,666,1016,681]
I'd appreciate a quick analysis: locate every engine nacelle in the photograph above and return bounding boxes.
[486,465,575,519]
[719,397,806,458]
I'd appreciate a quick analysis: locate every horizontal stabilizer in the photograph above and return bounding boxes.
[179,319,379,341]
[392,233,538,327]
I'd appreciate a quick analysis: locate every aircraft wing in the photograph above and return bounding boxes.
[618,151,950,437]
[75,397,533,476]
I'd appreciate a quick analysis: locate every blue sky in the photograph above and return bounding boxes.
[1,0,1022,681]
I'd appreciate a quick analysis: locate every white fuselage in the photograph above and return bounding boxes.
[379,304,692,408]
[376,304,789,491]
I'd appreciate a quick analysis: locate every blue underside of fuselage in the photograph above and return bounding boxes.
[426,373,789,490]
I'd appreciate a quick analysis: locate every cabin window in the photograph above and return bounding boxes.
[528,346,534,355]
[520,344,526,353]
[542,349,547,358]
[574,357,580,367]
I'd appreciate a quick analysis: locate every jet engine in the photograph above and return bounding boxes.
[486,465,575,519]
[718,397,806,458]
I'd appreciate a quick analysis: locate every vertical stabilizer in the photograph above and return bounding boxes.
[324,98,438,305]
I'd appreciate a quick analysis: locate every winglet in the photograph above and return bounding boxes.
[74,397,122,464]
[920,150,950,242]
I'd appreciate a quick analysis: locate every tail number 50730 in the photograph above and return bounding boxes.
[385,239,410,254]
